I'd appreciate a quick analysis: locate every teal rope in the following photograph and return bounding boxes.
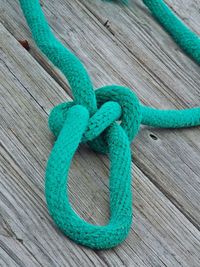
[19,0,96,115]
[143,0,200,64]
[113,0,200,64]
[19,0,200,249]
[141,105,200,128]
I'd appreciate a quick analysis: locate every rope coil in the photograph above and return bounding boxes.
[19,0,200,249]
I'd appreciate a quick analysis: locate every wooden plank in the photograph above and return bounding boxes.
[0,236,40,267]
[1,23,200,266]
[1,0,200,228]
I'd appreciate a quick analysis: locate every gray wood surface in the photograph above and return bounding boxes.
[0,0,200,265]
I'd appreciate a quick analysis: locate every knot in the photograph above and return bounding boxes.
[46,85,142,249]
[49,85,142,153]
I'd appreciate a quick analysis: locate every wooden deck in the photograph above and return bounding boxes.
[0,0,200,266]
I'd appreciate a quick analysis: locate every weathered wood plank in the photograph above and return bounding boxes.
[1,23,200,266]
[1,0,200,228]
[0,236,40,267]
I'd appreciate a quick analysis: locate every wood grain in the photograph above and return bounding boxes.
[1,0,200,229]
[1,23,200,266]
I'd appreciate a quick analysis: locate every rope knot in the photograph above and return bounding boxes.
[49,85,142,153]
[46,85,142,248]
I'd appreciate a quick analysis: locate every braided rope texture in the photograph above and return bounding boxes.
[19,0,200,249]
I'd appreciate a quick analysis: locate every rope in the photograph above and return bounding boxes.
[143,0,200,64]
[19,0,200,249]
